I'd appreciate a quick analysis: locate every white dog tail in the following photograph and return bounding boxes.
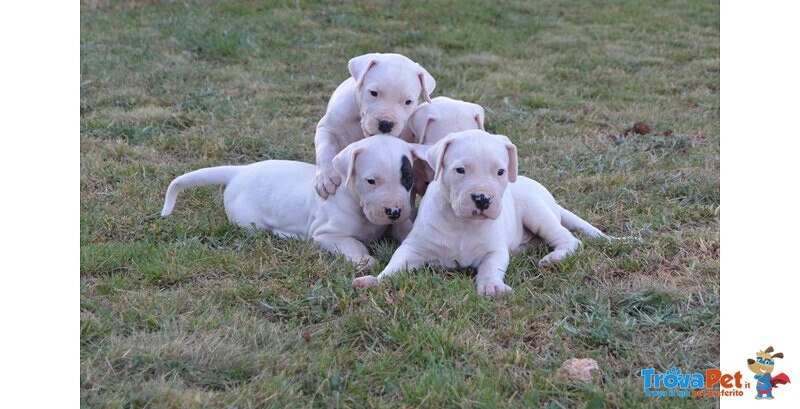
[559,207,610,239]
[161,166,240,217]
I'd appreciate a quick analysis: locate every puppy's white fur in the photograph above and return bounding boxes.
[402,96,485,203]
[162,135,418,268]
[352,130,609,296]
[314,53,435,198]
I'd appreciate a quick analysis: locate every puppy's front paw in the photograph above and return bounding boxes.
[315,168,342,198]
[537,257,554,268]
[354,255,378,273]
[352,275,379,289]
[477,281,513,298]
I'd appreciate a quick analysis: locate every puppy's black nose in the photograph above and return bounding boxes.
[385,207,402,220]
[378,120,394,133]
[471,194,491,210]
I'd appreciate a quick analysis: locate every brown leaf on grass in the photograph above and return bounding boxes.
[624,121,651,136]
[608,121,653,140]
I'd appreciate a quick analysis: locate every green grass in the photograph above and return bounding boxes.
[81,0,719,407]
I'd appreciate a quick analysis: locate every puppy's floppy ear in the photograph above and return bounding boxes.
[349,53,379,88]
[408,143,430,163]
[425,134,454,181]
[409,105,436,144]
[772,352,784,359]
[766,346,775,353]
[417,65,436,103]
[474,104,486,131]
[332,144,363,188]
[495,134,518,182]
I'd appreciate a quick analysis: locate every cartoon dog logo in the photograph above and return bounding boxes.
[747,346,791,399]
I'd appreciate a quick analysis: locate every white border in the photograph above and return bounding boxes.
[721,2,799,407]
[2,1,76,407]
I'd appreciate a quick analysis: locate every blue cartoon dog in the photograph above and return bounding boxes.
[747,346,791,399]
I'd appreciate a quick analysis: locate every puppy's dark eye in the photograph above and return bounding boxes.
[366,178,376,185]
[456,167,465,174]
[497,169,505,176]
[370,90,378,97]
[405,99,413,105]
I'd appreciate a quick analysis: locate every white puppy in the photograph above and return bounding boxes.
[161,135,418,268]
[314,52,436,198]
[402,96,485,202]
[352,130,609,296]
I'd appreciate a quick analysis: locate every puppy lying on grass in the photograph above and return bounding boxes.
[161,135,418,269]
[353,130,610,297]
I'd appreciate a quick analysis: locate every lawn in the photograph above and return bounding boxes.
[80,0,719,407]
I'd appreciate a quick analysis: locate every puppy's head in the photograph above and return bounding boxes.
[349,53,436,138]
[426,130,517,220]
[406,96,485,197]
[407,96,485,145]
[332,134,421,225]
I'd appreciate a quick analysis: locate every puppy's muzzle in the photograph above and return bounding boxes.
[384,207,402,221]
[471,193,491,211]
[378,120,395,133]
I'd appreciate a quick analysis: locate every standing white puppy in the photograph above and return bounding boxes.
[161,135,418,268]
[352,130,609,296]
[314,53,436,198]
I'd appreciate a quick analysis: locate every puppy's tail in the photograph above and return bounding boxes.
[559,207,643,243]
[161,166,240,217]
[559,207,610,239]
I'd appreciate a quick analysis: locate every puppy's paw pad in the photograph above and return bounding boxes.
[352,275,379,289]
[477,282,513,298]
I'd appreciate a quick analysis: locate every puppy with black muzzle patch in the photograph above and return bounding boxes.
[352,130,610,296]
[161,135,419,268]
